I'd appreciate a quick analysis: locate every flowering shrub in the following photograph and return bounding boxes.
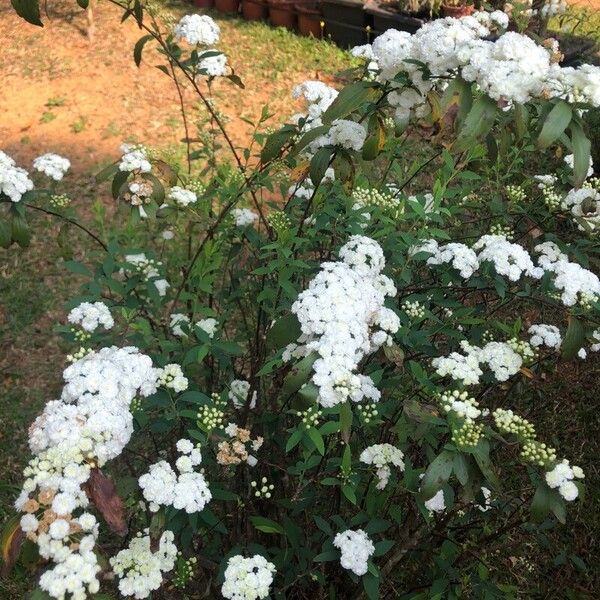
[3,1,600,598]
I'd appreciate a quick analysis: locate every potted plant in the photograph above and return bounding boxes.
[242,0,268,19]
[268,0,297,29]
[365,0,430,35]
[296,2,323,37]
[194,0,215,8]
[215,0,241,13]
[321,0,373,47]
[440,0,474,18]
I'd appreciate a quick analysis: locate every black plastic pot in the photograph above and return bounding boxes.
[324,18,371,47]
[365,4,425,34]
[322,0,371,28]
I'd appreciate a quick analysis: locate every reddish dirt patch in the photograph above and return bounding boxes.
[0,1,337,172]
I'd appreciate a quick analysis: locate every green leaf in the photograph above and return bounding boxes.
[133,34,154,67]
[261,127,295,164]
[11,0,43,26]
[363,572,380,599]
[420,450,454,500]
[561,315,585,360]
[307,427,325,455]
[452,95,498,153]
[321,81,374,125]
[530,482,556,523]
[63,260,92,277]
[95,163,118,183]
[537,101,572,149]
[281,352,317,398]
[266,313,301,350]
[569,120,592,187]
[285,429,303,453]
[0,219,11,248]
[310,146,334,186]
[112,170,129,199]
[339,403,353,443]
[313,549,338,562]
[250,516,284,535]
[76,0,89,8]
[11,214,31,247]
[341,484,357,504]
[471,440,501,491]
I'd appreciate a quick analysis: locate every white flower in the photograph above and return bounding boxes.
[169,186,197,207]
[154,278,170,296]
[20,513,39,533]
[221,554,276,600]
[68,301,114,333]
[333,529,374,576]
[158,363,188,393]
[119,144,151,173]
[360,444,404,489]
[176,439,194,454]
[33,153,71,181]
[196,317,218,338]
[229,379,257,409]
[329,119,367,151]
[174,14,220,46]
[232,208,259,228]
[170,313,191,337]
[199,50,228,77]
[49,519,70,540]
[545,459,584,502]
[564,153,594,178]
[0,150,34,202]
[290,236,398,408]
[110,530,177,598]
[528,324,561,350]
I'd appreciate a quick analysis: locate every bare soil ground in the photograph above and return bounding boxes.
[0,0,346,172]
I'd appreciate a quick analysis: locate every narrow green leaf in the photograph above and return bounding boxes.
[421,450,454,500]
[309,146,334,186]
[321,81,374,125]
[569,121,592,187]
[11,0,43,26]
[561,315,585,360]
[537,101,572,149]
[133,34,154,67]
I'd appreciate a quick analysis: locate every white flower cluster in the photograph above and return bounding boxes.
[169,185,197,207]
[174,14,220,46]
[232,207,259,228]
[292,80,338,123]
[138,439,211,513]
[540,0,567,17]
[535,242,600,307]
[289,236,399,407]
[329,119,367,151]
[528,324,561,350]
[432,340,522,385]
[199,51,228,77]
[439,389,480,422]
[414,239,479,279]
[229,379,257,409]
[119,144,151,173]
[19,347,159,598]
[221,554,276,600]
[333,529,374,576]
[157,363,188,392]
[359,443,405,489]
[33,153,71,181]
[353,13,600,116]
[67,301,114,333]
[562,187,600,232]
[0,149,34,202]
[473,235,543,281]
[170,313,218,338]
[110,530,177,599]
[125,253,170,297]
[545,460,585,502]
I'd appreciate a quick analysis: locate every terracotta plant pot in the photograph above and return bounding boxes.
[242,0,268,19]
[296,3,322,37]
[215,0,240,13]
[441,4,474,18]
[194,0,215,7]
[268,0,297,29]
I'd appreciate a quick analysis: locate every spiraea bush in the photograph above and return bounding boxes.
[2,1,600,598]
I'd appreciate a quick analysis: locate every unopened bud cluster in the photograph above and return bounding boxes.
[521,439,557,466]
[251,477,274,499]
[402,300,425,319]
[508,337,536,363]
[357,402,378,424]
[267,211,292,232]
[297,406,322,428]
[173,555,197,589]
[49,194,71,208]
[506,185,526,203]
